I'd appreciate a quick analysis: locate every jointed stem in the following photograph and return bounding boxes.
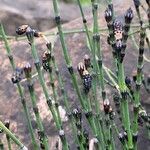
[6,135,11,150]
[52,0,86,109]
[132,25,146,149]
[25,71,49,150]
[118,62,133,149]
[0,24,38,150]
[0,121,27,150]
[50,51,85,149]
[76,0,93,51]
[46,54,62,127]
[4,121,12,150]
[28,36,69,149]
[76,1,106,146]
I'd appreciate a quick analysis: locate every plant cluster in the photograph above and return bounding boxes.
[0,0,150,150]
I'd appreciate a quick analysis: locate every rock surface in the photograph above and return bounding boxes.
[0,0,90,35]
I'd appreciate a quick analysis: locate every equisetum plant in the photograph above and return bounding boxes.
[0,0,150,149]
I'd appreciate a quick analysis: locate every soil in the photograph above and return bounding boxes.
[0,0,150,150]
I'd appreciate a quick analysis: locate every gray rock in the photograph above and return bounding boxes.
[0,0,90,35]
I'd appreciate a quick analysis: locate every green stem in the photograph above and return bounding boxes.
[18,84,39,149]
[27,36,69,149]
[30,38,61,129]
[0,24,38,150]
[118,62,133,149]
[112,120,128,150]
[50,53,84,149]
[130,29,150,62]
[25,75,49,150]
[0,24,149,42]
[91,1,109,149]
[5,124,12,150]
[76,0,93,51]
[52,0,104,148]
[132,26,146,149]
[47,55,62,127]
[0,121,27,149]
[6,135,11,150]
[52,0,86,109]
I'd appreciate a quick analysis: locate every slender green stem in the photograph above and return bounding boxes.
[27,34,69,149]
[112,120,128,150]
[30,38,60,129]
[52,1,104,148]
[132,25,146,149]
[0,121,27,149]
[82,93,99,142]
[90,0,101,115]
[50,49,84,149]
[25,71,49,150]
[92,1,114,150]
[55,74,84,149]
[18,84,39,149]
[118,62,133,149]
[110,126,116,150]
[0,23,149,42]
[6,135,11,150]
[130,30,150,62]
[5,122,12,150]
[52,0,86,109]
[0,24,38,150]
[46,54,62,127]
[30,37,69,150]
[76,0,93,51]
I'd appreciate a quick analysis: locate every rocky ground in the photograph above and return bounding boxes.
[0,0,91,35]
[0,0,150,149]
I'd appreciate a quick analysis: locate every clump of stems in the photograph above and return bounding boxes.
[0,24,39,149]
[0,120,28,150]
[0,0,150,149]
[23,62,49,149]
[132,23,146,149]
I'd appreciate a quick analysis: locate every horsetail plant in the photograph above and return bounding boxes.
[105,7,134,149]
[72,108,86,149]
[76,0,93,51]
[92,0,107,104]
[46,41,86,149]
[77,59,105,149]
[77,0,110,142]
[0,24,39,150]
[42,46,62,127]
[0,121,28,150]
[23,62,49,150]
[1,0,150,149]
[77,62,101,148]
[105,5,119,75]
[132,23,146,149]
[115,8,134,149]
[52,1,104,148]
[4,120,12,150]
[92,1,114,149]
[18,26,70,150]
[92,1,113,149]
[52,0,86,110]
